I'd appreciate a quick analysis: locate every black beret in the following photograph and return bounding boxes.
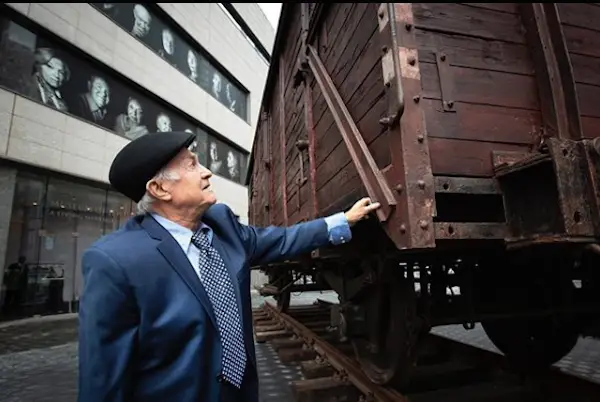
[109,131,196,203]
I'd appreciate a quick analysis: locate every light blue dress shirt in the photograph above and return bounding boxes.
[151,212,351,280]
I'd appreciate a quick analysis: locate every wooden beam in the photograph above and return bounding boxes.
[519,3,583,142]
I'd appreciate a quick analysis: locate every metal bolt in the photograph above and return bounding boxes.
[419,220,429,230]
[413,95,420,103]
[395,184,404,193]
[417,135,424,143]
[400,224,406,233]
[379,116,392,126]
[440,54,446,62]
[379,10,385,19]
[417,180,425,189]
[381,45,388,54]
[446,100,454,108]
[405,23,412,30]
[385,81,391,88]
[408,56,416,66]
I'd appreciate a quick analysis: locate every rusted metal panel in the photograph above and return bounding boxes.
[377,3,436,249]
[547,138,596,236]
[278,59,289,226]
[434,177,499,195]
[435,223,507,240]
[434,52,456,113]
[519,3,583,142]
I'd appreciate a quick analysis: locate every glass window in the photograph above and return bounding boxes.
[5,172,46,314]
[105,190,134,233]
[40,178,106,312]
[1,170,141,320]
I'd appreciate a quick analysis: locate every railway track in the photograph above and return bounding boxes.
[252,300,600,402]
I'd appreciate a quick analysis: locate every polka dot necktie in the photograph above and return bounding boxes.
[191,228,247,388]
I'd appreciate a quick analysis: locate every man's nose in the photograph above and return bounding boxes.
[201,167,213,178]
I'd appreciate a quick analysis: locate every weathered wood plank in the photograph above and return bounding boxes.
[562,25,600,58]
[416,31,534,75]
[557,3,600,32]
[423,100,540,144]
[576,83,600,118]
[413,3,527,44]
[420,62,540,111]
[428,138,530,177]
[312,4,380,134]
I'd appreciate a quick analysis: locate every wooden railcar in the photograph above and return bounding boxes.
[247,3,600,387]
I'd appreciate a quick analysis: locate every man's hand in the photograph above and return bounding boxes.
[344,197,381,226]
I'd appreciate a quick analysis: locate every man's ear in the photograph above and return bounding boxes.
[146,179,172,202]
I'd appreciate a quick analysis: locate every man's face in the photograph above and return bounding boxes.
[127,99,142,124]
[157,148,216,209]
[90,77,109,107]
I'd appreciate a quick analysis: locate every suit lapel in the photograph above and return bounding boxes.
[141,215,218,330]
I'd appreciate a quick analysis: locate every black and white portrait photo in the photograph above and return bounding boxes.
[226,149,240,182]
[207,138,243,182]
[225,83,236,113]
[76,74,110,125]
[208,140,223,175]
[159,28,175,60]
[28,47,70,113]
[131,4,151,38]
[187,49,197,83]
[211,72,222,102]
[114,97,148,140]
[156,112,172,132]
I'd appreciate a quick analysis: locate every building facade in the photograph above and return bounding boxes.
[0,3,275,320]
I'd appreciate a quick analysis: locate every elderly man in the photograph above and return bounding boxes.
[78,131,380,402]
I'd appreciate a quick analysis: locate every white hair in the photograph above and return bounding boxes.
[136,167,180,214]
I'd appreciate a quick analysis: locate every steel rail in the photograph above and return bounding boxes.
[263,300,408,402]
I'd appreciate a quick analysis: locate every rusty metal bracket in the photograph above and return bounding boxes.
[296,138,309,186]
[293,55,310,88]
[435,52,456,113]
[378,4,405,129]
[377,3,436,249]
[305,44,397,222]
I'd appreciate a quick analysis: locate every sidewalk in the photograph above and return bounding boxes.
[0,291,338,402]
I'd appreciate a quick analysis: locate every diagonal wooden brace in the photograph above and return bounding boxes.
[305,44,397,222]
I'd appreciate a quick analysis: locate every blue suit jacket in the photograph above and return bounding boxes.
[78,203,351,402]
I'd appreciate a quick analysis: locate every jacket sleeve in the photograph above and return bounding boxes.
[232,208,352,267]
[78,247,139,402]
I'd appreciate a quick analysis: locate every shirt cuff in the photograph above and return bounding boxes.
[323,212,352,246]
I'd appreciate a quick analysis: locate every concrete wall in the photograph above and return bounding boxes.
[228,3,276,53]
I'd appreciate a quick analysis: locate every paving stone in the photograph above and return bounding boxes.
[0,290,338,401]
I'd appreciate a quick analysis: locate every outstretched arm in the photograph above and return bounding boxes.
[78,247,138,402]
[239,198,380,266]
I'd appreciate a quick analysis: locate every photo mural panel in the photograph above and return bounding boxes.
[0,14,248,185]
[90,3,249,121]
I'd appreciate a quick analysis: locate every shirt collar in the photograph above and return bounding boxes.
[150,213,213,251]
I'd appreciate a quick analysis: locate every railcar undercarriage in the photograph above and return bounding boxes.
[255,240,600,388]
